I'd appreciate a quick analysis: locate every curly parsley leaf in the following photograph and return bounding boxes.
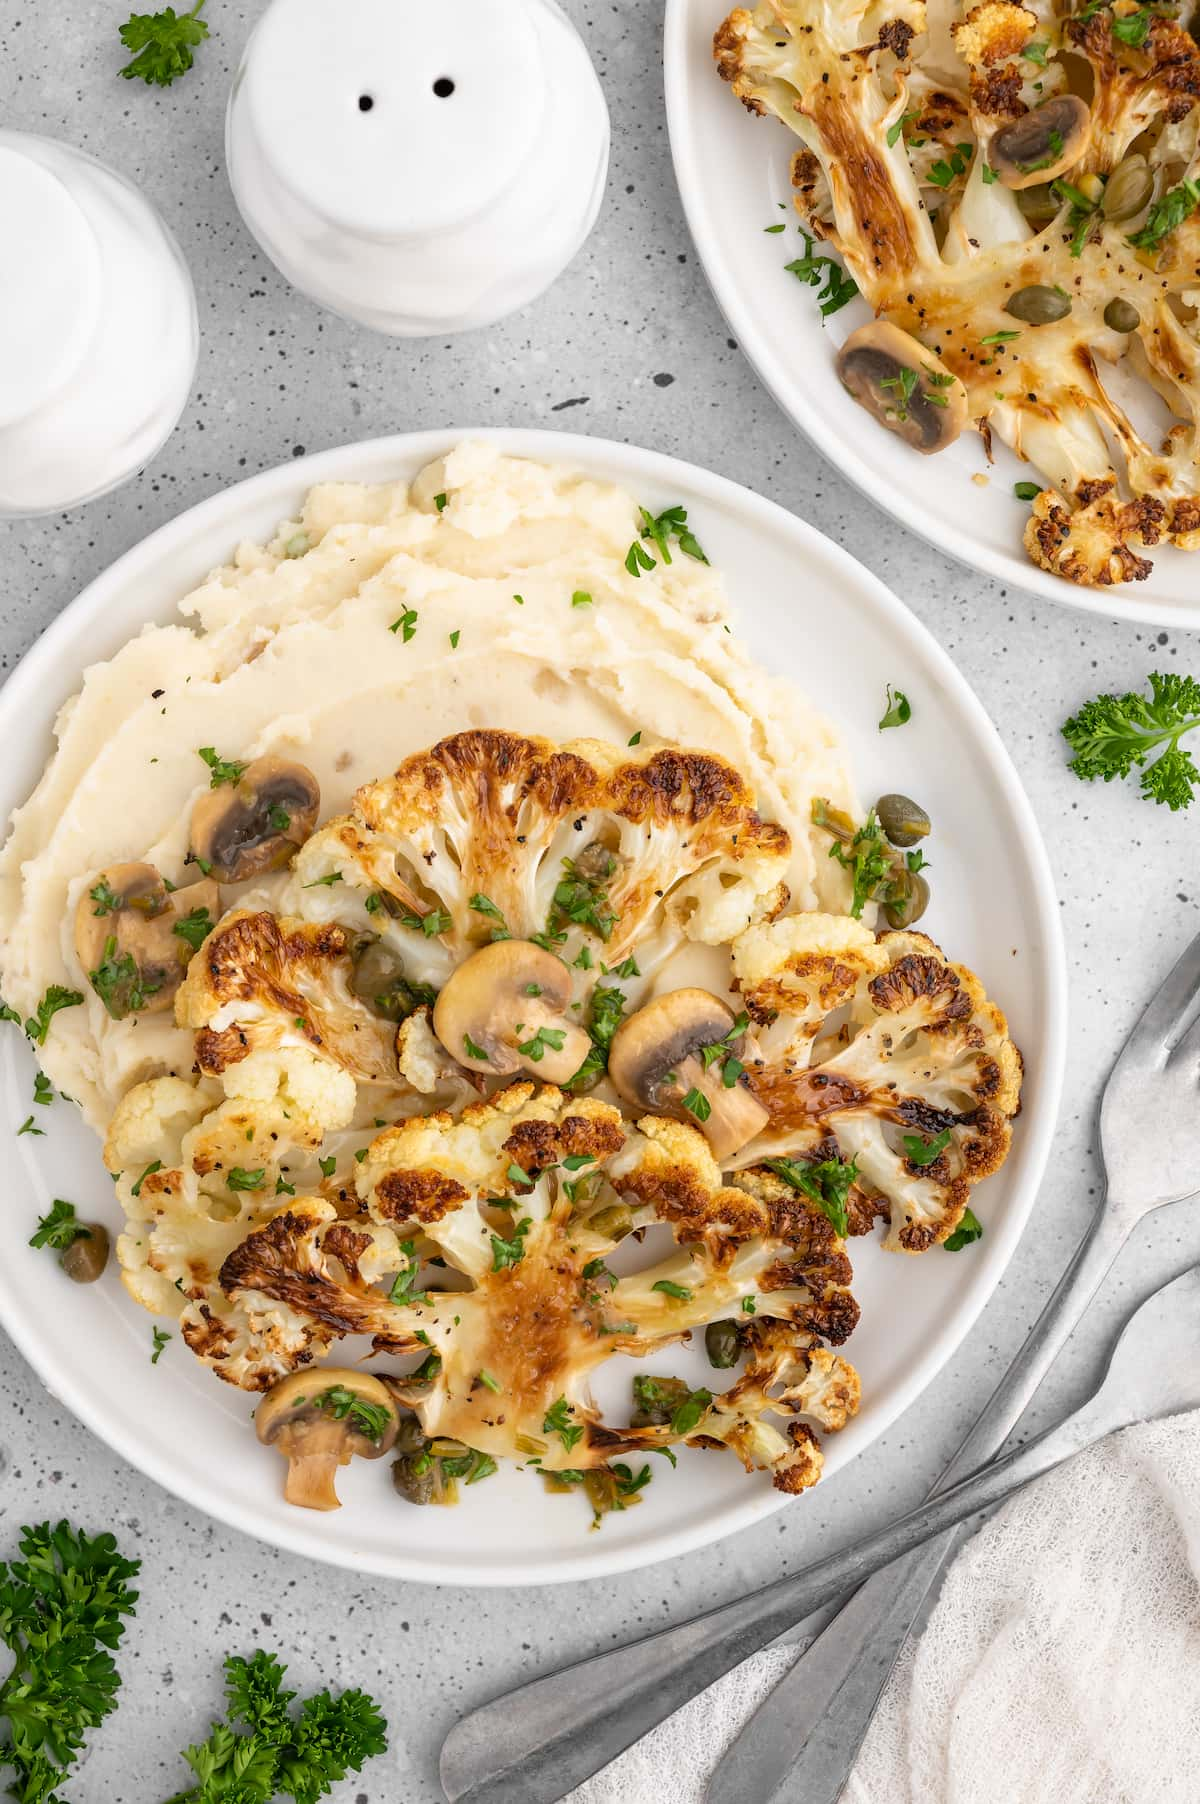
[1062,672,1200,810]
[118,0,209,86]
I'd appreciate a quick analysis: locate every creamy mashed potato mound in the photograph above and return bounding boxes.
[0,441,857,1130]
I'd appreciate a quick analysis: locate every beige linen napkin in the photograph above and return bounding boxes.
[570,1416,1200,1803]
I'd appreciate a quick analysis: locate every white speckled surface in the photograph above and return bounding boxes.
[2,5,1199,1800]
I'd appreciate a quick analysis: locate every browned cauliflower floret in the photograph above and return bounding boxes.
[1024,482,1166,586]
[730,923,1022,1252]
[287,729,790,989]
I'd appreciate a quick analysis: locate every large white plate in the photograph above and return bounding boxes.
[0,429,1065,1585]
[664,0,1200,629]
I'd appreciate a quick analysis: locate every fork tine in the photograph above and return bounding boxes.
[1117,930,1200,1065]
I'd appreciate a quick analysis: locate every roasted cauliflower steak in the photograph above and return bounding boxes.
[716,0,1200,588]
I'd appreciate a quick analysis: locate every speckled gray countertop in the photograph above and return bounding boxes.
[2,4,1199,1801]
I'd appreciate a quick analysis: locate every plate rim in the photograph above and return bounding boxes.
[662,0,1200,631]
[0,425,1067,1585]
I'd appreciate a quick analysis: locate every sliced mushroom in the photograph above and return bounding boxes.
[74,862,220,1019]
[432,940,591,1084]
[255,1369,399,1510]
[836,324,968,454]
[607,988,770,1163]
[989,96,1090,191]
[190,756,320,883]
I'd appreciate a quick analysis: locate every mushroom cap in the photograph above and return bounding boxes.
[191,756,320,884]
[608,987,770,1161]
[432,939,592,1084]
[836,323,968,454]
[989,96,1091,191]
[74,863,219,1019]
[255,1368,400,1511]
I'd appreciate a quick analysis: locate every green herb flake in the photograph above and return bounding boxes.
[150,1327,171,1364]
[879,684,912,730]
[25,985,84,1046]
[543,1397,585,1452]
[765,1154,858,1238]
[902,1126,953,1167]
[1014,480,1042,501]
[30,1199,90,1253]
[490,1216,532,1273]
[670,1387,713,1437]
[786,235,860,318]
[652,1278,693,1301]
[173,905,214,953]
[197,746,247,788]
[944,1206,984,1250]
[130,1160,162,1198]
[227,1166,265,1192]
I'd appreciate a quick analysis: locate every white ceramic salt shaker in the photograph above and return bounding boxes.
[226,0,610,337]
[0,132,198,518]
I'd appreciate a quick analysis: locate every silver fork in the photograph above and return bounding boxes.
[705,926,1200,1804]
[437,929,1200,1804]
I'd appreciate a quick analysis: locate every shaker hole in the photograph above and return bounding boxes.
[433,77,456,98]
[358,94,375,112]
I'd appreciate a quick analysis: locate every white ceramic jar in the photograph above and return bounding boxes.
[226,0,610,337]
[0,132,198,518]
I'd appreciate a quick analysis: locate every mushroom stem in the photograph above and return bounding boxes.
[608,988,771,1163]
[669,1053,771,1162]
[283,1441,345,1512]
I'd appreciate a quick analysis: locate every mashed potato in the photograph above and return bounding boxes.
[0,441,857,1129]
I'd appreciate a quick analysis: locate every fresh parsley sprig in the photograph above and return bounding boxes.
[119,0,209,86]
[785,235,859,318]
[164,1648,387,1804]
[1062,671,1200,809]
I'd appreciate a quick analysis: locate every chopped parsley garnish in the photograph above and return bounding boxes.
[400,906,452,937]
[625,539,657,577]
[33,1072,54,1107]
[16,1117,43,1138]
[130,1160,162,1198]
[490,1216,532,1273]
[448,629,461,649]
[506,1162,533,1189]
[463,1032,488,1062]
[1051,178,1101,256]
[1014,480,1042,501]
[90,939,159,1019]
[302,871,343,888]
[981,162,999,184]
[1018,127,1063,174]
[1062,672,1200,809]
[549,853,618,943]
[388,1240,428,1306]
[267,803,291,832]
[389,608,419,641]
[118,0,209,86]
[681,1087,712,1123]
[275,1176,296,1196]
[571,590,594,609]
[173,905,214,952]
[638,504,709,566]
[886,109,919,148]
[30,1199,90,1253]
[902,1126,953,1167]
[316,1385,393,1443]
[879,684,912,729]
[24,985,84,1046]
[1128,177,1200,252]
[785,235,860,317]
[318,1155,337,1178]
[1023,38,1049,62]
[543,1398,585,1452]
[1111,7,1151,45]
[627,731,642,746]
[927,143,972,188]
[88,880,122,916]
[582,1257,617,1290]
[197,746,247,788]
[227,1166,266,1191]
[670,1387,713,1437]
[765,1154,859,1238]
[879,365,919,420]
[764,221,787,232]
[150,1327,171,1364]
[944,1206,984,1250]
[652,1278,693,1301]
[813,802,892,919]
[980,329,1021,346]
[468,893,510,939]
[516,1025,566,1062]
[434,492,448,512]
[741,1296,757,1315]
[568,982,627,1088]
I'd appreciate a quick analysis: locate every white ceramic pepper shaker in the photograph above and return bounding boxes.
[226,0,610,337]
[0,132,198,518]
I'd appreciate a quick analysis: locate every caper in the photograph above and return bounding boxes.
[705,1319,742,1370]
[60,1224,109,1284]
[1004,285,1072,325]
[1016,183,1060,223]
[392,1451,437,1505]
[1103,153,1153,222]
[589,1203,632,1242]
[884,871,930,929]
[350,938,432,1022]
[392,1414,426,1454]
[1104,297,1140,333]
[876,793,931,849]
[573,840,617,883]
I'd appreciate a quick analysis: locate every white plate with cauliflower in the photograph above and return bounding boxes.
[666,0,1200,623]
[0,431,1064,1585]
